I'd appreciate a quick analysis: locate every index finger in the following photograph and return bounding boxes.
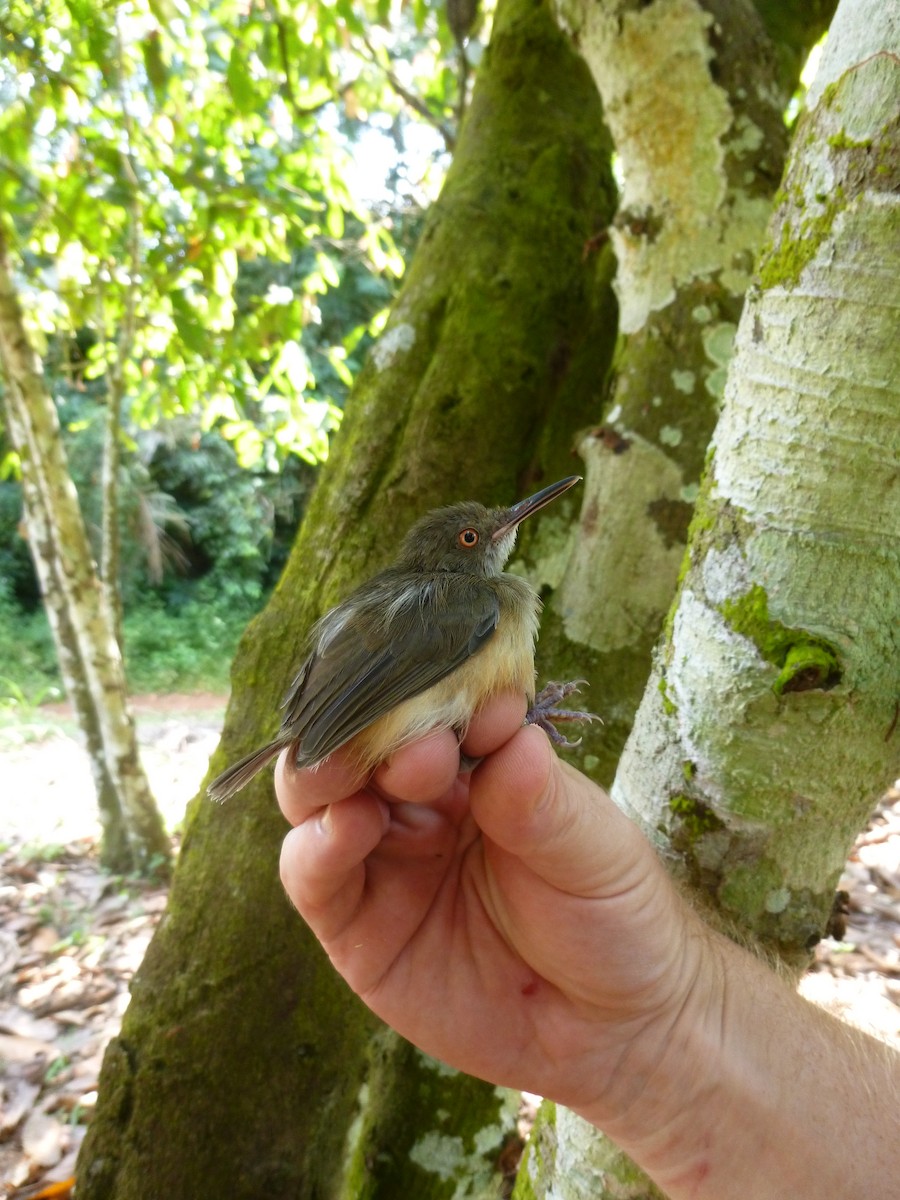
[275,747,367,826]
[274,690,529,827]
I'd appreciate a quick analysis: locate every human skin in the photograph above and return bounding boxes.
[277,693,900,1199]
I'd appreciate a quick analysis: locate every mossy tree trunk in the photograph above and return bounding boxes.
[534,0,835,784]
[618,0,900,968]
[516,0,900,1195]
[77,1,618,1196]
[2,392,129,868]
[0,222,169,876]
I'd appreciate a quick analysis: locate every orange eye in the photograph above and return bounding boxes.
[458,528,479,548]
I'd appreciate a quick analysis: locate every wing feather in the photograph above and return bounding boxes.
[281,575,499,764]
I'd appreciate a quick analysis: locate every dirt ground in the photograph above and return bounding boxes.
[1,697,898,1197]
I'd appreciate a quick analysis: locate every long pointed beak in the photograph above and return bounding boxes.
[491,475,581,541]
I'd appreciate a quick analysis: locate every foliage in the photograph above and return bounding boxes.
[1,375,314,599]
[119,585,258,691]
[0,574,254,696]
[0,0,471,700]
[0,0,471,458]
[0,579,60,695]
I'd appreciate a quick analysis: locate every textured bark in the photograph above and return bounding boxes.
[77,1,618,1196]
[338,1030,522,1199]
[100,85,142,655]
[614,0,900,966]
[0,225,169,874]
[513,1105,664,1200]
[537,0,834,784]
[516,1,898,1196]
[100,371,125,653]
[2,395,130,868]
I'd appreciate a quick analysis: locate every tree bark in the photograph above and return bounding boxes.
[0,222,170,874]
[615,0,900,966]
[3,394,131,868]
[539,0,834,783]
[518,0,900,1194]
[100,25,143,654]
[77,0,618,1195]
[100,349,126,653]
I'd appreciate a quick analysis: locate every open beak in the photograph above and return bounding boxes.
[491,475,581,541]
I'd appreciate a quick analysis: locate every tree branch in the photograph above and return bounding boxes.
[100,16,145,651]
[0,18,85,97]
[359,35,456,153]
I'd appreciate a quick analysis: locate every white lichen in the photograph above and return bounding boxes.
[371,321,416,371]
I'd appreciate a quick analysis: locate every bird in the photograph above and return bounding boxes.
[207,475,592,802]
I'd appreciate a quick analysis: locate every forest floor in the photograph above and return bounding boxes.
[1,696,899,1197]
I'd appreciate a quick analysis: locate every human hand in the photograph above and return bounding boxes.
[277,693,713,1127]
[278,693,900,1200]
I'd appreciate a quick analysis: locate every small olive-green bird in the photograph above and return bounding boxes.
[207,475,589,802]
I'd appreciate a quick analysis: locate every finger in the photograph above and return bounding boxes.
[275,690,529,825]
[279,792,388,938]
[462,692,528,758]
[275,746,367,826]
[469,725,653,899]
[369,692,527,805]
[374,728,460,803]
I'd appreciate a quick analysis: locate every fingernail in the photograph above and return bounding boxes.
[319,805,333,835]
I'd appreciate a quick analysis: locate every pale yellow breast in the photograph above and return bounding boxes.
[348,575,540,773]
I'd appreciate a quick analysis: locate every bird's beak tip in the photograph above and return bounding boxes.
[491,475,581,541]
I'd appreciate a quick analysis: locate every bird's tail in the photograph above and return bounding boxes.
[207,741,283,803]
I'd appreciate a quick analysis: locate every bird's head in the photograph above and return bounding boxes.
[396,476,581,576]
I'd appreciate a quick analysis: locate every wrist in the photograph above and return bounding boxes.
[571,920,900,1200]
[573,911,734,1188]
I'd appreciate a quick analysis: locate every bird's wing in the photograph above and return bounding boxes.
[281,576,500,764]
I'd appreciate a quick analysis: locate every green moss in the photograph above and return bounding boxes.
[720,584,841,694]
[819,79,840,107]
[827,131,872,150]
[719,858,782,920]
[772,642,842,695]
[757,191,842,290]
[719,866,836,959]
[721,584,790,658]
[339,1040,516,1199]
[511,1101,556,1200]
[658,674,677,716]
[670,793,724,839]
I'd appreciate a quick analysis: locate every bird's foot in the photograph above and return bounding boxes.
[526,680,601,748]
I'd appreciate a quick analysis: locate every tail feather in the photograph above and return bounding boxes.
[207,741,283,803]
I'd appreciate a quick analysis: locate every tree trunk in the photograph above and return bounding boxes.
[616,0,900,966]
[100,43,143,655]
[518,0,900,1194]
[100,360,125,654]
[77,0,618,1195]
[539,0,834,784]
[0,223,170,875]
[3,395,130,868]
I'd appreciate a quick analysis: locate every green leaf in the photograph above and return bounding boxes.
[147,0,179,23]
[170,292,210,356]
[142,31,169,101]
[227,42,257,115]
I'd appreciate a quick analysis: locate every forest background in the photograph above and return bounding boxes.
[0,0,447,707]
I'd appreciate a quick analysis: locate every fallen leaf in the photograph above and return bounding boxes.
[20,1110,65,1169]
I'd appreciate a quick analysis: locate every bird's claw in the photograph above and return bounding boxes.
[526,680,601,748]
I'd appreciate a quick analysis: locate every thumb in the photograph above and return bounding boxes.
[468,725,655,900]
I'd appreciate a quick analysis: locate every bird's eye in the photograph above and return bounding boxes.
[458,528,479,548]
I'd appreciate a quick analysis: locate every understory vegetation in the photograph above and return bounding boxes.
[0,0,460,707]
